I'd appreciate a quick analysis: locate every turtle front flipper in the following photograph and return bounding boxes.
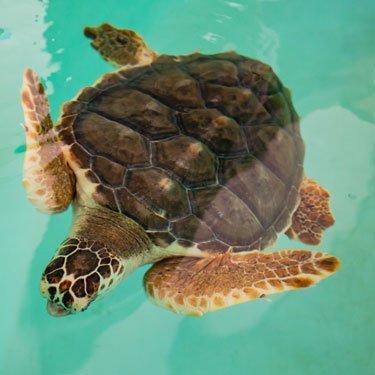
[143,250,340,316]
[21,69,75,213]
[286,177,335,245]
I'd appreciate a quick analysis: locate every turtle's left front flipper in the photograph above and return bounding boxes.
[286,177,335,245]
[21,69,75,213]
[143,250,340,316]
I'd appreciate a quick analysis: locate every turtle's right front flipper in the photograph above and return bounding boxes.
[21,69,75,213]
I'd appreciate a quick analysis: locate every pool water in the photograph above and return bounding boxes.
[0,0,374,374]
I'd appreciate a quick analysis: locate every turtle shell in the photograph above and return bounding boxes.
[57,52,304,252]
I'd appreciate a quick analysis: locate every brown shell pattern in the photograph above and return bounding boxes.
[56,52,304,252]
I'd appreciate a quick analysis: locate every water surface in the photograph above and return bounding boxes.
[0,0,374,374]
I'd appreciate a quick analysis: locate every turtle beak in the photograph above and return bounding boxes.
[47,301,71,317]
[84,26,99,40]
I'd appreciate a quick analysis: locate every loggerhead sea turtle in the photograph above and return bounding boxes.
[21,24,339,317]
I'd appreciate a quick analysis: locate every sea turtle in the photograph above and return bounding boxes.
[21,23,339,317]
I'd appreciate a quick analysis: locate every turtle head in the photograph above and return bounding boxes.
[84,23,157,67]
[40,238,126,317]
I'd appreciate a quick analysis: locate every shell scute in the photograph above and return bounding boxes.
[191,187,263,246]
[152,135,217,187]
[187,60,239,85]
[211,51,247,63]
[92,156,126,186]
[262,92,293,125]
[69,143,91,169]
[126,168,190,220]
[244,125,296,181]
[62,101,86,117]
[220,156,286,228]
[180,109,247,155]
[56,114,76,133]
[74,111,149,166]
[118,64,149,79]
[88,87,179,139]
[76,86,101,102]
[237,60,281,94]
[202,83,271,124]
[129,65,205,110]
[94,72,124,90]
[116,188,168,230]
[171,215,215,243]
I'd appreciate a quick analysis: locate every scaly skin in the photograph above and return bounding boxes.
[287,177,335,245]
[84,23,157,67]
[144,250,340,316]
[21,69,75,213]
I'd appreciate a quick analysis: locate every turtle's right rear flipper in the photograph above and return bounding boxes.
[21,69,75,213]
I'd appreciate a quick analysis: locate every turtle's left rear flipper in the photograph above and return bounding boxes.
[21,69,75,213]
[143,250,340,316]
[286,177,335,245]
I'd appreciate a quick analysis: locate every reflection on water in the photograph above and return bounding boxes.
[1,0,374,374]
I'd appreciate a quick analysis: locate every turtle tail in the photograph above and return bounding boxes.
[21,69,75,213]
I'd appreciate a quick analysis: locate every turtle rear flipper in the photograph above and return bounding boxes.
[21,69,75,213]
[143,250,340,316]
[287,177,335,245]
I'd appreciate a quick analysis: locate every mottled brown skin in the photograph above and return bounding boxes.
[42,237,125,314]
[21,69,75,213]
[144,250,340,315]
[84,23,157,66]
[286,177,335,245]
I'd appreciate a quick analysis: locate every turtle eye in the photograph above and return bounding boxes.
[116,36,128,45]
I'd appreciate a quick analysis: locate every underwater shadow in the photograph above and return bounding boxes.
[18,213,145,375]
[167,286,348,375]
[165,297,315,375]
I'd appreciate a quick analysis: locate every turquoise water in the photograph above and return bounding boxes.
[1,0,374,374]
